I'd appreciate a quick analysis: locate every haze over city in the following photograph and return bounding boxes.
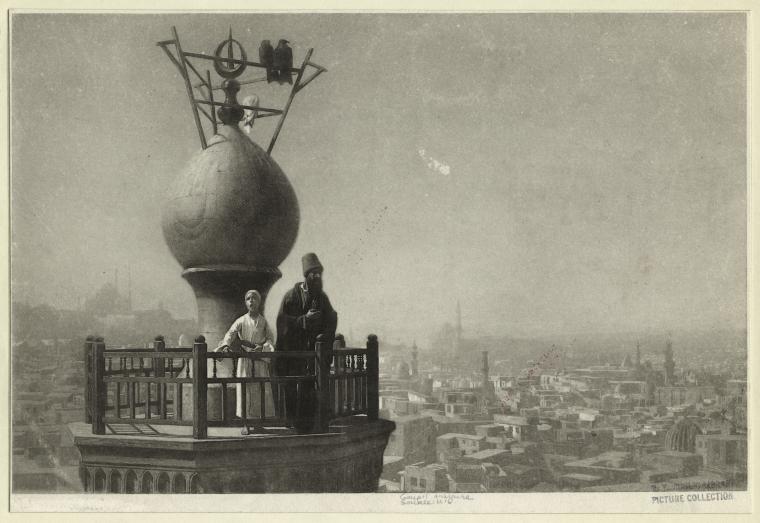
[11,13,746,345]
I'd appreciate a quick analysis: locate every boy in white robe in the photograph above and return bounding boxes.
[218,290,275,434]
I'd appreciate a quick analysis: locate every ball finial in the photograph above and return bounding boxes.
[218,79,244,125]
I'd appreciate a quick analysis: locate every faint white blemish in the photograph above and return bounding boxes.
[418,147,451,176]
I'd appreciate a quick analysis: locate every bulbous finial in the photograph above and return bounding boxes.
[161,124,299,270]
[218,79,244,125]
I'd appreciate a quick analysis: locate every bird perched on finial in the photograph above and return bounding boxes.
[241,94,259,133]
[259,39,275,83]
[273,39,293,85]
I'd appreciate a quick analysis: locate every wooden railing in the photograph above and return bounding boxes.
[84,334,379,439]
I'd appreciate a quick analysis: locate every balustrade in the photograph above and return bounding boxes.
[84,333,380,438]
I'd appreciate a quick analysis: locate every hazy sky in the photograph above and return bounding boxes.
[11,13,746,345]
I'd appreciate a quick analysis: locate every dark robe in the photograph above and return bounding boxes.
[275,282,337,431]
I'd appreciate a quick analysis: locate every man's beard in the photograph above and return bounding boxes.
[306,279,323,301]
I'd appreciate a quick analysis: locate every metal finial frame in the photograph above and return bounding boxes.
[157,26,328,155]
[213,29,248,79]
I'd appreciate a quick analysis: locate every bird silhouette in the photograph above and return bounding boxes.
[273,39,293,85]
[241,94,259,133]
[259,40,275,83]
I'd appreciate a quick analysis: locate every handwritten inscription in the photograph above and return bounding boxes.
[346,205,389,264]
[500,345,561,405]
[400,493,475,506]
[525,345,560,379]
[651,478,739,491]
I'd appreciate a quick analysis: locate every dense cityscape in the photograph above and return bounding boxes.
[11,285,747,493]
[11,280,195,492]
[376,304,747,493]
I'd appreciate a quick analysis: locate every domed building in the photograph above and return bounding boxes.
[665,417,701,453]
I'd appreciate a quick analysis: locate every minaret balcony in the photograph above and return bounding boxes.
[68,334,395,493]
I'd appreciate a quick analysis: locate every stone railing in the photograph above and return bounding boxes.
[83,333,379,438]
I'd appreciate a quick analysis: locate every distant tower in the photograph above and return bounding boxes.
[127,264,133,312]
[664,340,675,385]
[396,360,411,380]
[645,373,656,405]
[411,341,419,377]
[455,300,463,354]
[635,341,642,374]
[481,350,495,402]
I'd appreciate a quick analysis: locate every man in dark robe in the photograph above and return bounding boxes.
[275,253,337,432]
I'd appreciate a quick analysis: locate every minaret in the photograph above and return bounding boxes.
[481,350,494,402]
[127,263,133,312]
[68,27,395,496]
[664,340,675,385]
[635,341,642,378]
[664,340,675,386]
[411,341,418,377]
[455,300,462,354]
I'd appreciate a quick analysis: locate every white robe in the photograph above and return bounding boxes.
[218,313,275,420]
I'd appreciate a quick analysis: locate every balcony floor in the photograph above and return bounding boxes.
[105,422,297,439]
[69,415,384,445]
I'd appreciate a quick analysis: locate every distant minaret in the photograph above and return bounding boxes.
[664,340,675,386]
[481,350,495,402]
[635,341,642,377]
[127,264,133,312]
[455,300,462,353]
[411,341,419,377]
